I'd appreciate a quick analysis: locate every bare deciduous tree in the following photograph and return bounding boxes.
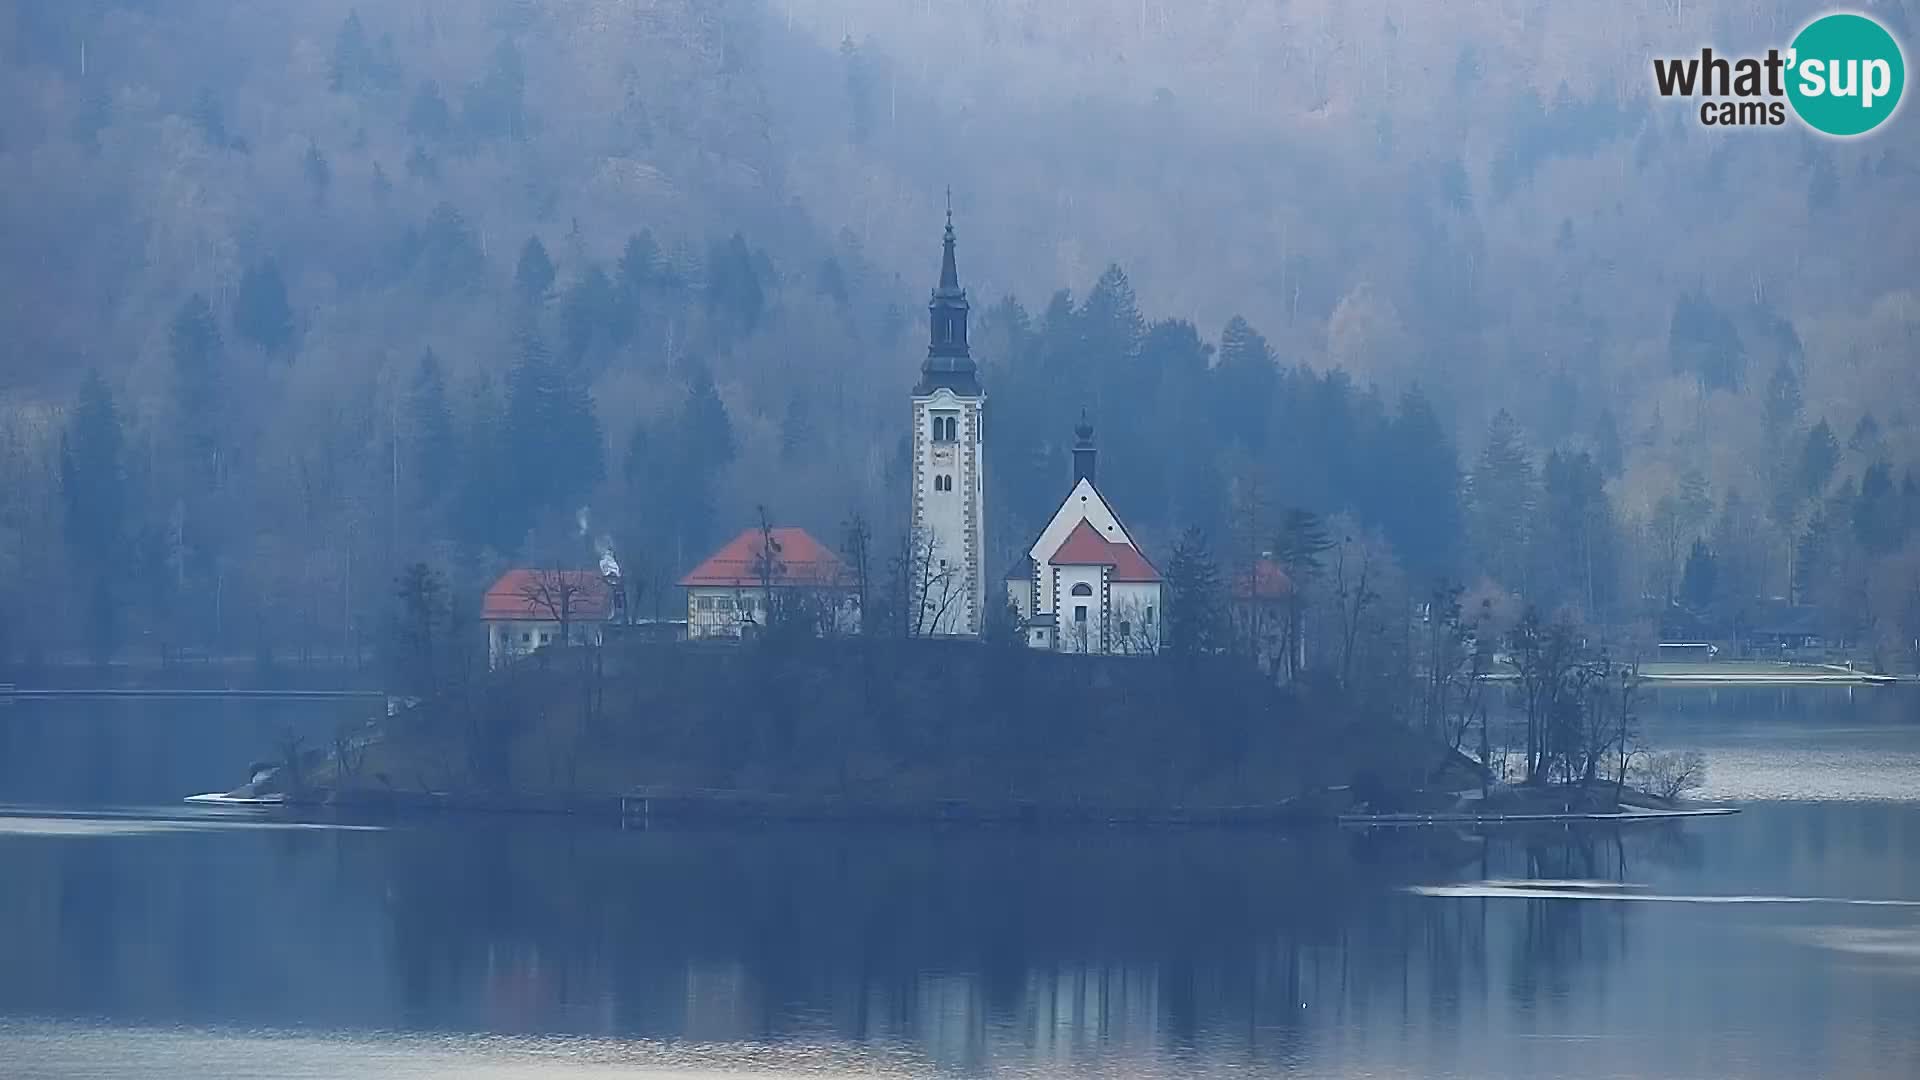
[518,567,593,650]
[1633,749,1707,801]
[891,526,961,638]
[840,511,873,635]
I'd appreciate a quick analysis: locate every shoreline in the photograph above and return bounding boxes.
[183,785,1738,830]
[1481,662,1897,687]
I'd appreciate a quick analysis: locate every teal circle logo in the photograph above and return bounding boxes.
[1787,13,1905,136]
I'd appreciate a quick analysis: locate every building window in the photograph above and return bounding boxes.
[1071,583,1093,597]
[1145,605,1154,626]
[1074,605,1087,623]
[521,632,532,643]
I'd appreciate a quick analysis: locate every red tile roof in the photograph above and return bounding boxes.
[678,527,852,588]
[1231,558,1293,600]
[1047,520,1162,582]
[1049,520,1116,565]
[482,569,615,622]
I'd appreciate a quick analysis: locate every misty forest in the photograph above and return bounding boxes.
[5,0,1920,681]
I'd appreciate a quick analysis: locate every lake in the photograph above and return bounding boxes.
[1,687,1917,1078]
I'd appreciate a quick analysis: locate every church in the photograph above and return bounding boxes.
[910,213,1163,654]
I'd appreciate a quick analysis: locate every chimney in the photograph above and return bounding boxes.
[1072,410,1096,486]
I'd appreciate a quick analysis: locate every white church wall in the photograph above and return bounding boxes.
[1050,563,1107,653]
[1109,583,1163,654]
[911,387,986,636]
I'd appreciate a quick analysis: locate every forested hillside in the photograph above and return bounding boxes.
[3,1,1919,670]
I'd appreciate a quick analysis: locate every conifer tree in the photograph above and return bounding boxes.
[61,371,127,663]
[169,294,224,486]
[1469,409,1536,593]
[514,236,556,307]
[234,258,295,354]
[406,349,457,508]
[1165,526,1224,657]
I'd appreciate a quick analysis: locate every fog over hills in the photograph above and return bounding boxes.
[2,0,1917,667]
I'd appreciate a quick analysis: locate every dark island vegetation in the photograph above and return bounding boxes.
[251,542,1707,823]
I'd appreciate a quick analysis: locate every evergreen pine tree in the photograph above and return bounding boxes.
[618,230,662,295]
[1165,526,1224,657]
[415,203,484,295]
[234,257,295,354]
[303,142,331,205]
[1541,449,1614,615]
[560,265,617,362]
[514,236,556,307]
[1214,315,1277,450]
[60,371,127,663]
[1798,420,1840,503]
[780,392,815,464]
[503,328,604,539]
[1469,409,1536,593]
[329,10,373,93]
[1855,461,1904,553]
[407,348,457,507]
[679,362,736,472]
[1378,385,1463,581]
[1593,408,1625,478]
[1764,361,1804,439]
[705,232,764,338]
[169,294,224,485]
[406,80,451,140]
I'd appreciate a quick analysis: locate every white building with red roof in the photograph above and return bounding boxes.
[678,526,858,640]
[1006,416,1164,655]
[482,569,617,670]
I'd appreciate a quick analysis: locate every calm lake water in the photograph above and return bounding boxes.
[1,688,1917,1079]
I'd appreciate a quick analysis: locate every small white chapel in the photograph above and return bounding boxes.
[1004,415,1165,655]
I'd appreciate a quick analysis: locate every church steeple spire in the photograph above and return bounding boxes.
[939,189,960,291]
[918,195,978,395]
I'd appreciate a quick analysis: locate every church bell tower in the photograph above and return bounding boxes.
[909,203,987,636]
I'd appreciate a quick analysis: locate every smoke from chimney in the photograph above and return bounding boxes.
[597,537,620,583]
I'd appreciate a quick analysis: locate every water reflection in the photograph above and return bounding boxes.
[0,806,1915,1079]
[3,692,1920,1077]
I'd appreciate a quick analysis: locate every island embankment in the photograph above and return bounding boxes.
[291,638,1462,823]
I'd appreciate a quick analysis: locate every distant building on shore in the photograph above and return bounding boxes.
[678,527,859,641]
[1006,415,1164,655]
[481,569,617,670]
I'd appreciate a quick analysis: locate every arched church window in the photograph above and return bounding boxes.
[1071,583,1093,597]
